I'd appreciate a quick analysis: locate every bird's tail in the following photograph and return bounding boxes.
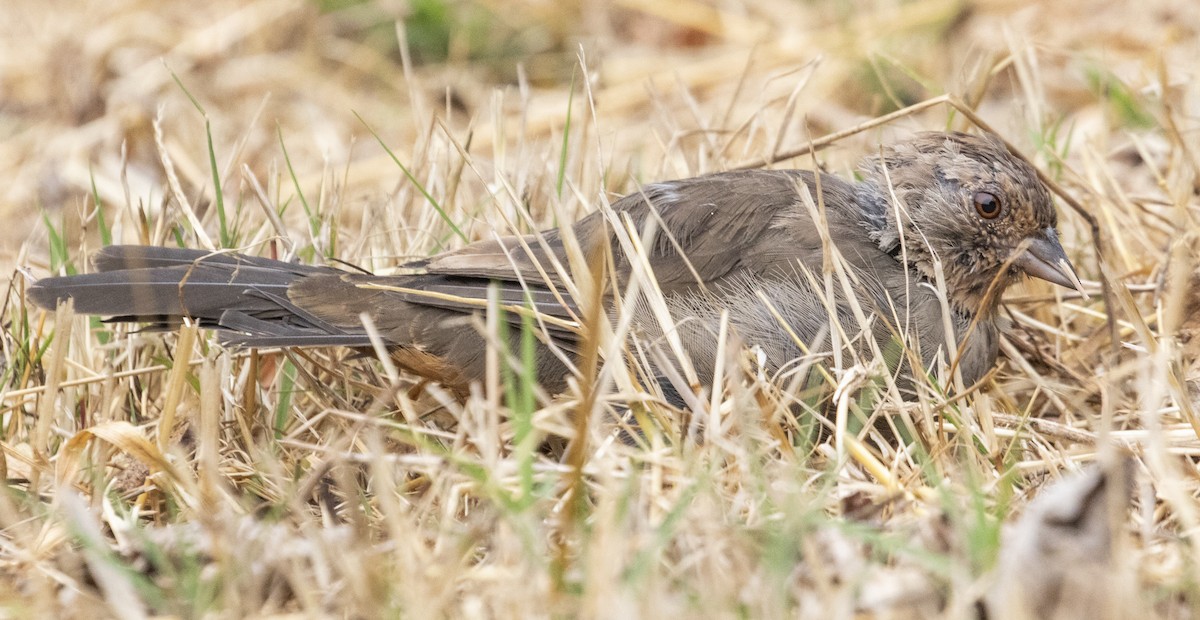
[28,245,373,347]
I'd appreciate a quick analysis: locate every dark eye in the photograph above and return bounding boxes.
[973,191,1001,219]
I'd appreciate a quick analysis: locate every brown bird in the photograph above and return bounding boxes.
[29,132,1082,397]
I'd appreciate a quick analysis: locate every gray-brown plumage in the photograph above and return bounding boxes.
[29,132,1082,396]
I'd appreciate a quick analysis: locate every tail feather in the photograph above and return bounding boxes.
[30,264,296,320]
[90,245,322,274]
[216,310,374,348]
[28,246,490,351]
[28,246,331,336]
[28,245,579,373]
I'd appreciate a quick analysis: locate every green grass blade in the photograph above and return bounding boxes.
[556,67,576,199]
[354,111,466,243]
[42,211,74,275]
[204,119,231,248]
[274,359,297,438]
[88,165,112,246]
[277,125,320,249]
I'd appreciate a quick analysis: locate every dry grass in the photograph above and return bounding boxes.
[2,0,1200,617]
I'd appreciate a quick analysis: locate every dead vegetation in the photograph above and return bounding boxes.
[1,0,1200,617]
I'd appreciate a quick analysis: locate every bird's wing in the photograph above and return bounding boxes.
[415,169,866,299]
[287,272,581,340]
[272,170,861,383]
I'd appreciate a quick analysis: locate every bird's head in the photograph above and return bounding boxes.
[859,131,1083,314]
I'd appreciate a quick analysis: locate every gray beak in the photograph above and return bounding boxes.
[1014,228,1086,295]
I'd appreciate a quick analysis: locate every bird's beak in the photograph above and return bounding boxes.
[1014,228,1086,296]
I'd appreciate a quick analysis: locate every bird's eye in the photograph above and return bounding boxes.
[973,191,1001,219]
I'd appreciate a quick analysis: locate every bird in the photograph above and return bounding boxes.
[28,131,1083,400]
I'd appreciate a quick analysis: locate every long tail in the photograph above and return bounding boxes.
[28,246,373,347]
